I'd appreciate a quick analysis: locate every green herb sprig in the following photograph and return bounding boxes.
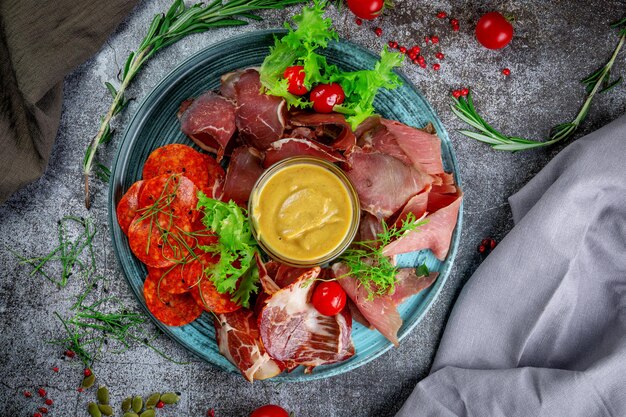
[451,18,625,151]
[83,0,307,208]
[338,213,427,299]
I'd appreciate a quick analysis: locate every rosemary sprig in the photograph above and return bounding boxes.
[338,213,427,299]
[83,0,308,208]
[451,18,625,151]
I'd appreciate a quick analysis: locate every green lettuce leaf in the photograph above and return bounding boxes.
[196,193,259,308]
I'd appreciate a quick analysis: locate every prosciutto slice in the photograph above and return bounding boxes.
[332,263,402,346]
[263,138,345,168]
[214,309,283,382]
[361,119,444,175]
[179,91,237,161]
[288,111,356,151]
[388,186,431,228]
[383,189,463,260]
[234,69,286,149]
[258,267,355,367]
[345,150,434,219]
[391,269,439,305]
[221,146,265,205]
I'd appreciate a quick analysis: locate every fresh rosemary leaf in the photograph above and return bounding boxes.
[104,82,117,99]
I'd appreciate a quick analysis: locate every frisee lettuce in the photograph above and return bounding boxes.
[259,0,403,129]
[196,193,259,308]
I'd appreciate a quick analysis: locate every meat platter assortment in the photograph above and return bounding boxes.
[114,64,462,381]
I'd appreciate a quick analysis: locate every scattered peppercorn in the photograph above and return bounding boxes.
[374,27,383,37]
[399,46,407,54]
[84,368,92,377]
[409,45,420,55]
[37,407,48,414]
[452,90,462,98]
[388,40,397,48]
[437,11,447,19]
[424,36,430,44]
[77,387,84,393]
[52,367,59,373]
[24,391,33,398]
[38,388,47,398]
[45,398,54,406]
[450,18,459,26]
[502,68,511,76]
[355,18,362,26]
[64,350,76,358]
[433,63,441,71]
[156,401,165,409]
[431,36,439,44]
[419,61,427,68]
[461,88,469,96]
[435,52,445,60]
[33,413,42,417]
[207,409,215,417]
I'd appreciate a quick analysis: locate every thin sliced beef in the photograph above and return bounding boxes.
[332,262,402,346]
[360,118,444,175]
[220,69,244,101]
[221,146,265,205]
[388,186,431,228]
[258,267,355,367]
[288,111,356,152]
[263,138,345,168]
[345,150,434,219]
[391,269,439,305]
[358,212,384,245]
[214,309,283,382]
[235,69,286,149]
[383,189,462,260]
[431,172,457,195]
[179,91,237,162]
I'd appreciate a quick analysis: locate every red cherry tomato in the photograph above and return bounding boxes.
[310,83,345,113]
[250,404,290,417]
[312,281,347,316]
[475,12,514,50]
[347,0,384,20]
[283,65,308,96]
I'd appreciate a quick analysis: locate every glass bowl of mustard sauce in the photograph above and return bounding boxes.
[248,156,360,267]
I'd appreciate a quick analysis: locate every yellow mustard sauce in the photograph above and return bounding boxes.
[251,162,354,263]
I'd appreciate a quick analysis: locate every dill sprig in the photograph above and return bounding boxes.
[451,17,625,151]
[338,213,427,299]
[9,216,96,288]
[83,0,308,208]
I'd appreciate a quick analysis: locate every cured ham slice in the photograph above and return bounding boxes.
[431,172,456,194]
[214,309,283,382]
[234,69,286,149]
[221,146,265,205]
[288,112,356,151]
[263,138,345,168]
[332,263,401,346]
[391,269,439,305]
[388,186,431,228]
[345,150,433,219]
[360,119,444,175]
[383,189,462,260]
[179,91,237,162]
[219,69,244,101]
[358,212,383,245]
[258,267,355,367]
[347,298,372,328]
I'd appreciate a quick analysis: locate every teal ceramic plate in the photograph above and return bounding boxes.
[109,30,462,381]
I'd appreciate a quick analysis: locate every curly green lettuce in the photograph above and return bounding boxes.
[259,0,403,129]
[196,193,259,308]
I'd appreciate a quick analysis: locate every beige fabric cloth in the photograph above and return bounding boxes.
[0,0,139,203]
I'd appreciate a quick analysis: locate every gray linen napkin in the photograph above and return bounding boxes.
[396,115,626,417]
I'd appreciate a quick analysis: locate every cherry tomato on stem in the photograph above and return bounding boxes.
[250,404,290,417]
[475,12,514,50]
[310,83,345,113]
[312,281,347,316]
[346,0,384,20]
[283,65,308,96]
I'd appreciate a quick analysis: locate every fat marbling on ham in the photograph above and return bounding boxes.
[178,91,237,162]
[258,266,355,367]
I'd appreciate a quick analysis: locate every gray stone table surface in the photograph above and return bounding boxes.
[1,1,625,416]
